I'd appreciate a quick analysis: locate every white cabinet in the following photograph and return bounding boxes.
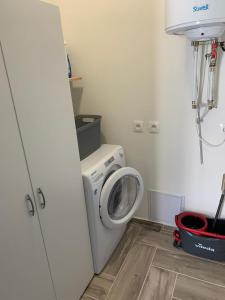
[0,47,56,300]
[0,1,93,300]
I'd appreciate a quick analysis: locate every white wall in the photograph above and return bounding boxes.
[47,0,225,219]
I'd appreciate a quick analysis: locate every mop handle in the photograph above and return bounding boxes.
[212,174,225,231]
[222,174,225,194]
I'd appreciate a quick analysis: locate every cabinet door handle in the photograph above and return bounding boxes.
[37,188,46,209]
[25,195,35,216]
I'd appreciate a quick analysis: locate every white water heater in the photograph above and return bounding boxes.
[166,0,225,40]
[165,0,225,165]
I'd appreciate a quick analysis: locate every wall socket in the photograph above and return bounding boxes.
[220,123,225,133]
[148,121,160,134]
[133,120,144,133]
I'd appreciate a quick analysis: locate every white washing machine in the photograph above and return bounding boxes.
[81,144,144,274]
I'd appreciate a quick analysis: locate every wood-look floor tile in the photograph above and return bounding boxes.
[98,272,115,282]
[137,225,181,253]
[174,275,225,300]
[84,274,114,300]
[81,295,96,300]
[107,243,155,300]
[103,222,142,277]
[132,219,162,232]
[153,249,225,287]
[162,224,176,232]
[139,266,176,300]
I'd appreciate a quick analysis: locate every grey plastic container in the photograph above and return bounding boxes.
[75,115,102,160]
[174,218,225,261]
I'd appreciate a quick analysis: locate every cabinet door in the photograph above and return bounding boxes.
[0,2,93,300]
[0,45,56,300]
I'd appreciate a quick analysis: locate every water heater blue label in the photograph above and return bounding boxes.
[193,4,209,12]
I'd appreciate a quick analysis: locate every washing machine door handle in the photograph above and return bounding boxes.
[99,167,144,229]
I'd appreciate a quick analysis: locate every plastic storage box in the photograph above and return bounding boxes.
[75,115,102,160]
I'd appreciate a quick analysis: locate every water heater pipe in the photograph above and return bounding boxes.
[192,43,199,109]
[207,41,219,110]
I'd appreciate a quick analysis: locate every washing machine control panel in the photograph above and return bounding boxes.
[90,170,104,183]
[104,156,115,167]
[88,147,125,185]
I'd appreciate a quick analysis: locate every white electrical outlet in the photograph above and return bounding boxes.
[220,123,225,133]
[148,121,160,134]
[133,120,144,133]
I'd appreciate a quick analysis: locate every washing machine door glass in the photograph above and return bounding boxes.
[100,167,144,229]
[107,175,137,220]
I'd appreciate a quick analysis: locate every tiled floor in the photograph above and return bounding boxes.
[81,220,225,300]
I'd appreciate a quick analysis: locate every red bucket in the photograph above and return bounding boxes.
[176,212,208,235]
[176,212,225,239]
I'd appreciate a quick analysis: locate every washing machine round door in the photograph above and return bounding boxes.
[100,167,144,229]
